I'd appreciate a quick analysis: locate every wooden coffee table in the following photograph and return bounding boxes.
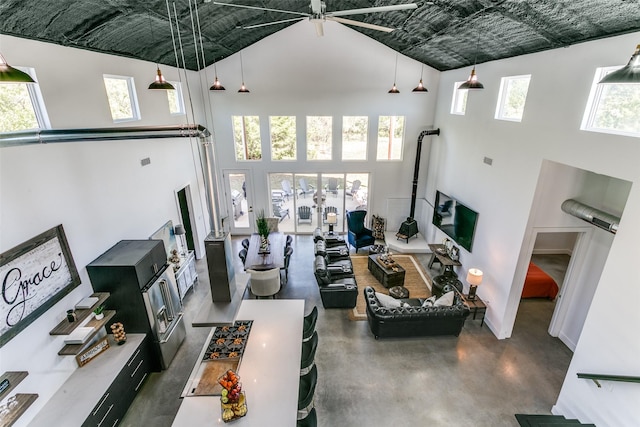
[367,255,405,288]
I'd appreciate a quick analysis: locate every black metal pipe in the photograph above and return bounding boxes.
[0,124,211,148]
[409,128,440,218]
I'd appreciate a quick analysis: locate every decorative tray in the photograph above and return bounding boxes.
[203,321,253,361]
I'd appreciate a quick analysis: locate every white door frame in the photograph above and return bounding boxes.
[222,169,255,235]
[502,226,593,341]
[174,183,204,259]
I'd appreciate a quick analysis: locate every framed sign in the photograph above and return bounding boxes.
[76,337,110,367]
[0,225,81,348]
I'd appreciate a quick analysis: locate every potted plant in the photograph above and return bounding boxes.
[256,210,270,251]
[93,305,105,320]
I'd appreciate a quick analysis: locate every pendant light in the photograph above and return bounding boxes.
[147,12,175,90]
[209,60,226,90]
[412,64,428,92]
[238,51,249,93]
[599,44,640,84]
[458,30,484,90]
[0,53,35,83]
[388,54,400,93]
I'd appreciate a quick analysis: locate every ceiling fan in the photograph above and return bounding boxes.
[212,1,418,37]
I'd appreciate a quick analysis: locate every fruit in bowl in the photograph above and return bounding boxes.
[218,370,247,422]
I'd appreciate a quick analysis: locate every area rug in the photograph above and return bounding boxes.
[349,254,432,321]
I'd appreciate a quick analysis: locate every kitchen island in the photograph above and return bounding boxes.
[172,299,304,426]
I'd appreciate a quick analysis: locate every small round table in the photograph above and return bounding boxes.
[388,286,409,299]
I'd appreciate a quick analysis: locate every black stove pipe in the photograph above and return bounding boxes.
[409,128,441,218]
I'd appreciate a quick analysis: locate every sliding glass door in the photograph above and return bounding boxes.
[268,172,370,234]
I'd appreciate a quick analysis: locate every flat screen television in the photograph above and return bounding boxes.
[432,190,479,252]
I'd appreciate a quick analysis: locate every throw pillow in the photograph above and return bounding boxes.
[421,296,436,308]
[434,291,454,307]
[371,215,386,240]
[375,292,402,308]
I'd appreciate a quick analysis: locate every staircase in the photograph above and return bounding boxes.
[515,414,596,426]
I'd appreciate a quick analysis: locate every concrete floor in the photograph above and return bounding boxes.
[121,236,573,427]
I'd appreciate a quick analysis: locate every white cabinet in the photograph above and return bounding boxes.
[174,250,197,302]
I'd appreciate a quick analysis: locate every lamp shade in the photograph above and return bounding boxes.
[148,67,175,90]
[466,268,483,286]
[0,54,35,83]
[210,77,226,90]
[174,224,186,236]
[599,44,640,84]
[458,67,484,90]
[412,79,428,92]
[327,212,338,225]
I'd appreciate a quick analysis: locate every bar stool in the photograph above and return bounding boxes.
[300,331,318,376]
[297,407,317,427]
[297,364,317,421]
[302,306,318,342]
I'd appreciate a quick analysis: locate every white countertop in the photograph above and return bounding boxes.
[172,299,305,427]
[28,334,146,427]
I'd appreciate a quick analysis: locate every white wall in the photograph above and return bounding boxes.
[203,21,440,226]
[0,37,210,426]
[533,232,577,254]
[432,32,640,426]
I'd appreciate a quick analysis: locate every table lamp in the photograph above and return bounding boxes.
[174,224,187,256]
[327,212,338,235]
[466,268,483,300]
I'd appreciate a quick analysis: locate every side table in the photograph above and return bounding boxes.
[427,244,462,275]
[464,295,486,326]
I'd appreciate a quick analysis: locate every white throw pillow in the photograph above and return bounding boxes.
[434,291,454,307]
[421,296,436,308]
[375,292,402,308]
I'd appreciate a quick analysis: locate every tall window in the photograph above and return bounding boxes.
[103,75,140,122]
[451,81,468,115]
[270,116,296,160]
[581,67,640,137]
[167,81,185,115]
[0,67,50,132]
[342,116,368,160]
[232,116,262,160]
[495,75,531,122]
[306,116,332,160]
[376,116,405,160]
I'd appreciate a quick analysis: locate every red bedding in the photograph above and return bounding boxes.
[522,262,559,300]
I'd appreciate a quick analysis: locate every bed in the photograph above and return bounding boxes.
[522,262,559,300]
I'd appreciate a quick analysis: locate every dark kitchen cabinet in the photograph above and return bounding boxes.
[82,335,153,427]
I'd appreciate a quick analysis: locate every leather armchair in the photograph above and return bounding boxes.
[313,228,347,247]
[314,241,350,261]
[346,210,375,252]
[313,256,357,308]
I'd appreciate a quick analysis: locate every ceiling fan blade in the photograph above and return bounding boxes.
[213,1,310,17]
[242,17,306,29]
[327,16,395,33]
[327,3,417,18]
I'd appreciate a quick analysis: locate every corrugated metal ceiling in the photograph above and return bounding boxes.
[1,0,639,71]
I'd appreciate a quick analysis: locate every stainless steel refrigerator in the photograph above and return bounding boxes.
[87,240,186,371]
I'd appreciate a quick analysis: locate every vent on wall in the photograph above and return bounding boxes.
[561,199,620,234]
